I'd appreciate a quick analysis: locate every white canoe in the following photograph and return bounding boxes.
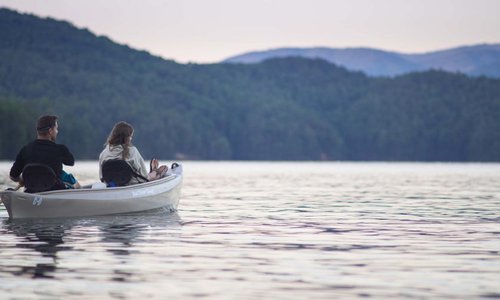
[0,165,183,219]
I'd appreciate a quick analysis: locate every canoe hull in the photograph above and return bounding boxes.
[1,169,182,219]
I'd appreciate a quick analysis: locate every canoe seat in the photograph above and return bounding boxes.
[22,163,66,193]
[101,159,148,187]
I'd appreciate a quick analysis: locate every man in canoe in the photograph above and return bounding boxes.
[9,115,80,191]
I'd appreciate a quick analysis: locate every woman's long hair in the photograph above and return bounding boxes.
[106,121,134,159]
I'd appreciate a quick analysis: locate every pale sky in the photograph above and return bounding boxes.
[1,0,499,63]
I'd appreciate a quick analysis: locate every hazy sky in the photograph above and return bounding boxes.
[1,0,499,63]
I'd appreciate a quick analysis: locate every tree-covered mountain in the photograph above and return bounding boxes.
[1,8,500,161]
[223,44,500,78]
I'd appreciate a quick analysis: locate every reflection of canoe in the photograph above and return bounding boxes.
[0,165,183,219]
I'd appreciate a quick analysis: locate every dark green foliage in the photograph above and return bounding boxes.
[1,8,500,161]
[0,97,39,158]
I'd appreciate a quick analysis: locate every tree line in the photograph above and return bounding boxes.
[1,8,499,161]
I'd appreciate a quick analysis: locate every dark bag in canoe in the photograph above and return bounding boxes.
[101,159,148,187]
[22,163,66,193]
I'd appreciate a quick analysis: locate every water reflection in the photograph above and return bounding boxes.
[98,211,182,244]
[97,212,182,283]
[3,219,72,279]
[1,211,182,282]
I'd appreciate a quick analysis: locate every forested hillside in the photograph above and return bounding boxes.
[1,8,500,161]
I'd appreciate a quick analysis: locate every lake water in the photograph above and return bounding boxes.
[0,161,499,299]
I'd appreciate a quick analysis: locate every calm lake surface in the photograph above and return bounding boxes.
[0,161,499,299]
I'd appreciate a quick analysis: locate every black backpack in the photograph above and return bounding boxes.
[101,159,148,186]
[22,163,66,193]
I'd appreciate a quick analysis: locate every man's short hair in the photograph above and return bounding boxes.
[37,115,58,133]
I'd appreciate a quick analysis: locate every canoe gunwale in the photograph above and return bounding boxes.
[33,173,178,196]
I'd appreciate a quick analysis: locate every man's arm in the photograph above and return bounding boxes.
[61,145,75,166]
[9,148,25,182]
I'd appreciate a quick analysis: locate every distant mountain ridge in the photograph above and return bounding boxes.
[223,44,500,77]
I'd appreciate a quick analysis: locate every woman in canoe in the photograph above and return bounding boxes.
[99,121,167,185]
